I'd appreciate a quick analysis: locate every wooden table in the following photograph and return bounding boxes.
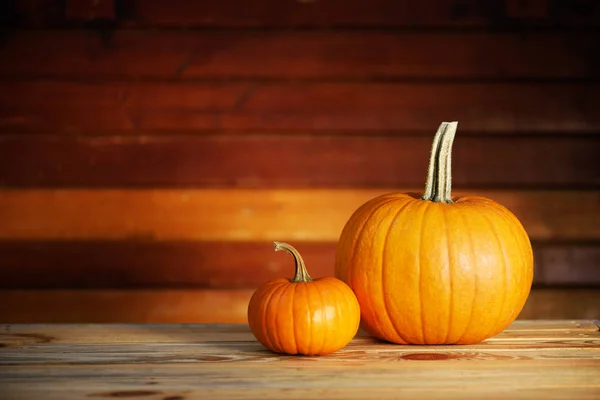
[1,321,599,399]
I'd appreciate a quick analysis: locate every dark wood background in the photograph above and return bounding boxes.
[0,0,599,323]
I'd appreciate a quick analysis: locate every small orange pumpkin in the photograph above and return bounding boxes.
[248,242,360,355]
[335,122,533,345]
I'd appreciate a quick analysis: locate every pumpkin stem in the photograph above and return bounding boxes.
[274,241,313,283]
[422,121,458,204]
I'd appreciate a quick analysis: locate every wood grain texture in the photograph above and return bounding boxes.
[125,0,600,28]
[0,189,598,241]
[1,31,598,79]
[120,0,513,28]
[1,82,599,132]
[0,81,244,112]
[1,322,598,399]
[0,289,253,324]
[518,289,600,319]
[536,244,600,285]
[65,0,115,20]
[2,320,598,345]
[10,0,600,28]
[1,363,600,400]
[0,289,598,323]
[0,30,195,79]
[0,241,598,289]
[0,241,334,289]
[1,136,598,187]
[2,330,600,365]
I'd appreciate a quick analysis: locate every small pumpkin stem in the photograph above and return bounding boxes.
[273,241,313,283]
[422,121,458,204]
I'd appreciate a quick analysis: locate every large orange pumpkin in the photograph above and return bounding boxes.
[335,122,533,345]
[248,242,360,355]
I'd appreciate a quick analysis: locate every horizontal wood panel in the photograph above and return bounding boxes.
[9,0,600,27]
[1,31,597,79]
[537,245,600,285]
[1,82,599,132]
[518,289,600,319]
[0,189,598,241]
[123,0,600,28]
[0,241,598,289]
[1,135,598,187]
[0,288,598,323]
[0,289,252,324]
[0,82,244,111]
[0,241,334,289]
[0,30,193,79]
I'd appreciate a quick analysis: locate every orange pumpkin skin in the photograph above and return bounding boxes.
[335,193,533,345]
[335,122,533,345]
[248,277,360,355]
[248,244,360,356]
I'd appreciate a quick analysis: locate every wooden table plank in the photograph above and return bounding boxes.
[0,322,598,400]
[2,363,600,400]
[1,322,599,363]
[2,341,600,365]
[1,320,597,345]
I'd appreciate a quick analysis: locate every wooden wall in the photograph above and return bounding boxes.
[0,0,599,323]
